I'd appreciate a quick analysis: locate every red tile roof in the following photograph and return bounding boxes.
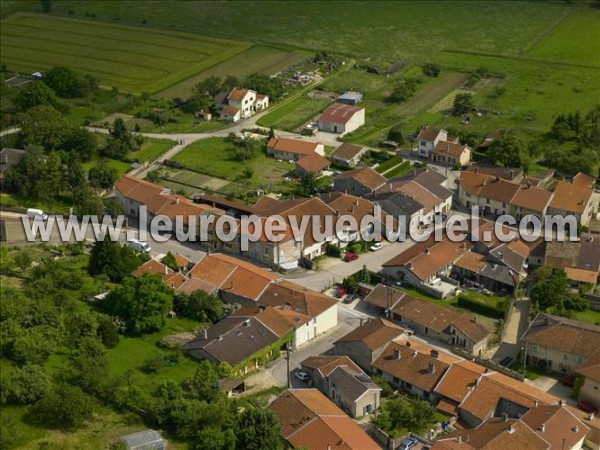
[296,152,330,172]
[319,103,364,125]
[267,137,321,155]
[335,167,387,191]
[549,179,594,214]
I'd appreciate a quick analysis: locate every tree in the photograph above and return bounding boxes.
[33,384,96,430]
[1,364,50,404]
[41,151,65,198]
[40,0,52,12]
[422,63,441,77]
[342,275,359,293]
[88,162,119,189]
[530,266,569,310]
[16,81,58,111]
[390,78,419,103]
[19,105,69,150]
[73,183,105,216]
[44,66,82,98]
[194,427,236,450]
[452,93,473,115]
[268,126,275,139]
[104,117,135,159]
[161,252,180,271]
[89,238,142,282]
[298,171,319,196]
[235,409,282,450]
[97,316,120,348]
[244,73,283,99]
[104,274,173,334]
[196,76,222,97]
[62,127,97,161]
[222,75,239,93]
[189,361,222,401]
[10,327,56,366]
[488,134,525,168]
[174,290,224,323]
[387,125,404,145]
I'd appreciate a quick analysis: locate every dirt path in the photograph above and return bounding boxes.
[398,72,466,117]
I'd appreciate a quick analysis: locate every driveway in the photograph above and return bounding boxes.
[283,239,416,291]
[525,376,576,405]
[492,297,530,363]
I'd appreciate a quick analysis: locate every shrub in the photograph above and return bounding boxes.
[422,63,441,77]
[327,244,342,257]
[457,294,507,319]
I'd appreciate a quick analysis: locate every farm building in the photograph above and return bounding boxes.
[119,430,166,450]
[336,91,363,105]
[318,103,365,135]
[329,142,367,167]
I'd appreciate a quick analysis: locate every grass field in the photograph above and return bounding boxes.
[158,45,310,98]
[257,96,331,131]
[6,1,572,65]
[0,13,250,93]
[127,139,173,162]
[171,137,293,187]
[526,9,600,68]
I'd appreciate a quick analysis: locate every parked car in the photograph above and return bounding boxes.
[336,287,347,299]
[369,242,383,252]
[344,252,359,262]
[560,375,575,387]
[294,371,310,382]
[127,239,152,253]
[577,401,599,415]
[398,437,418,450]
[26,208,48,221]
[343,293,358,304]
[499,356,513,367]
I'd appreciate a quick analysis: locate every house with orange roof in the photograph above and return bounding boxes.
[299,355,381,418]
[131,258,187,290]
[577,349,600,411]
[417,125,454,158]
[220,87,269,122]
[333,316,408,370]
[372,337,459,400]
[318,103,365,136]
[547,175,596,226]
[381,234,473,296]
[333,167,387,196]
[267,136,329,174]
[268,389,380,450]
[430,141,471,167]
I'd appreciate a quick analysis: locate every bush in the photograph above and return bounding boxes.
[97,317,120,349]
[348,243,362,254]
[327,244,342,257]
[457,294,507,319]
[375,155,403,174]
[422,63,441,77]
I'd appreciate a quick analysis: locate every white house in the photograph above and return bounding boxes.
[223,88,269,121]
[318,103,365,135]
[417,125,451,158]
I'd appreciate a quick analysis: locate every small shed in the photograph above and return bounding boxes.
[120,429,166,450]
[337,91,363,105]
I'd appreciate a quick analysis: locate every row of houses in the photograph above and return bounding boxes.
[458,170,597,226]
[131,252,338,375]
[307,318,600,449]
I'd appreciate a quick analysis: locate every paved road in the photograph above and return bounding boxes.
[491,297,531,364]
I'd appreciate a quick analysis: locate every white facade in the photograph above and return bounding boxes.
[319,109,365,136]
[293,303,338,347]
[418,129,448,158]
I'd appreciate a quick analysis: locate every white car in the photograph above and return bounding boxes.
[294,371,310,382]
[369,242,383,252]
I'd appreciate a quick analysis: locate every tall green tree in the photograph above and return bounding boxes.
[33,384,96,430]
[89,238,142,282]
[104,274,173,334]
[452,93,473,115]
[16,81,58,111]
[235,409,282,450]
[19,105,69,150]
[488,134,525,168]
[44,66,82,98]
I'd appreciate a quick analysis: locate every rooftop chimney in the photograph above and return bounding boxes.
[472,316,477,323]
[573,426,579,433]
[406,341,411,348]
[393,348,401,360]
[507,424,515,434]
[203,329,208,339]
[428,362,436,374]
[534,400,538,408]
[540,424,545,432]
[589,412,596,421]
[425,247,431,255]
[430,349,439,358]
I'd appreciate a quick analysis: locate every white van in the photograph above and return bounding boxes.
[26,208,48,221]
[127,239,151,253]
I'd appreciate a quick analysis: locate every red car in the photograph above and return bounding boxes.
[344,252,359,262]
[560,375,575,387]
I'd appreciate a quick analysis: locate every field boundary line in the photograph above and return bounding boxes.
[520,5,573,56]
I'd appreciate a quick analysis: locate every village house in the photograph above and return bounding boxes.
[368,191,425,233]
[333,316,407,370]
[465,164,523,182]
[328,142,367,167]
[544,232,600,288]
[268,389,380,450]
[381,234,473,297]
[417,125,453,158]
[300,355,381,418]
[372,337,459,401]
[181,253,338,347]
[363,284,407,316]
[221,87,269,122]
[430,141,471,167]
[266,136,329,175]
[318,102,365,135]
[389,295,490,355]
[458,171,555,222]
[576,349,600,412]
[131,258,187,290]
[476,129,504,152]
[452,251,519,294]
[547,175,597,226]
[184,307,291,376]
[522,312,600,376]
[333,167,387,196]
[433,359,488,417]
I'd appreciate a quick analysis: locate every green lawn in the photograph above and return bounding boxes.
[127,139,173,162]
[0,13,250,93]
[171,137,293,186]
[82,158,131,176]
[258,96,331,131]
[572,309,600,326]
[526,8,600,67]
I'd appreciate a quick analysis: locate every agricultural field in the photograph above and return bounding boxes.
[158,45,311,98]
[0,13,250,93]
[5,1,571,65]
[526,9,600,68]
